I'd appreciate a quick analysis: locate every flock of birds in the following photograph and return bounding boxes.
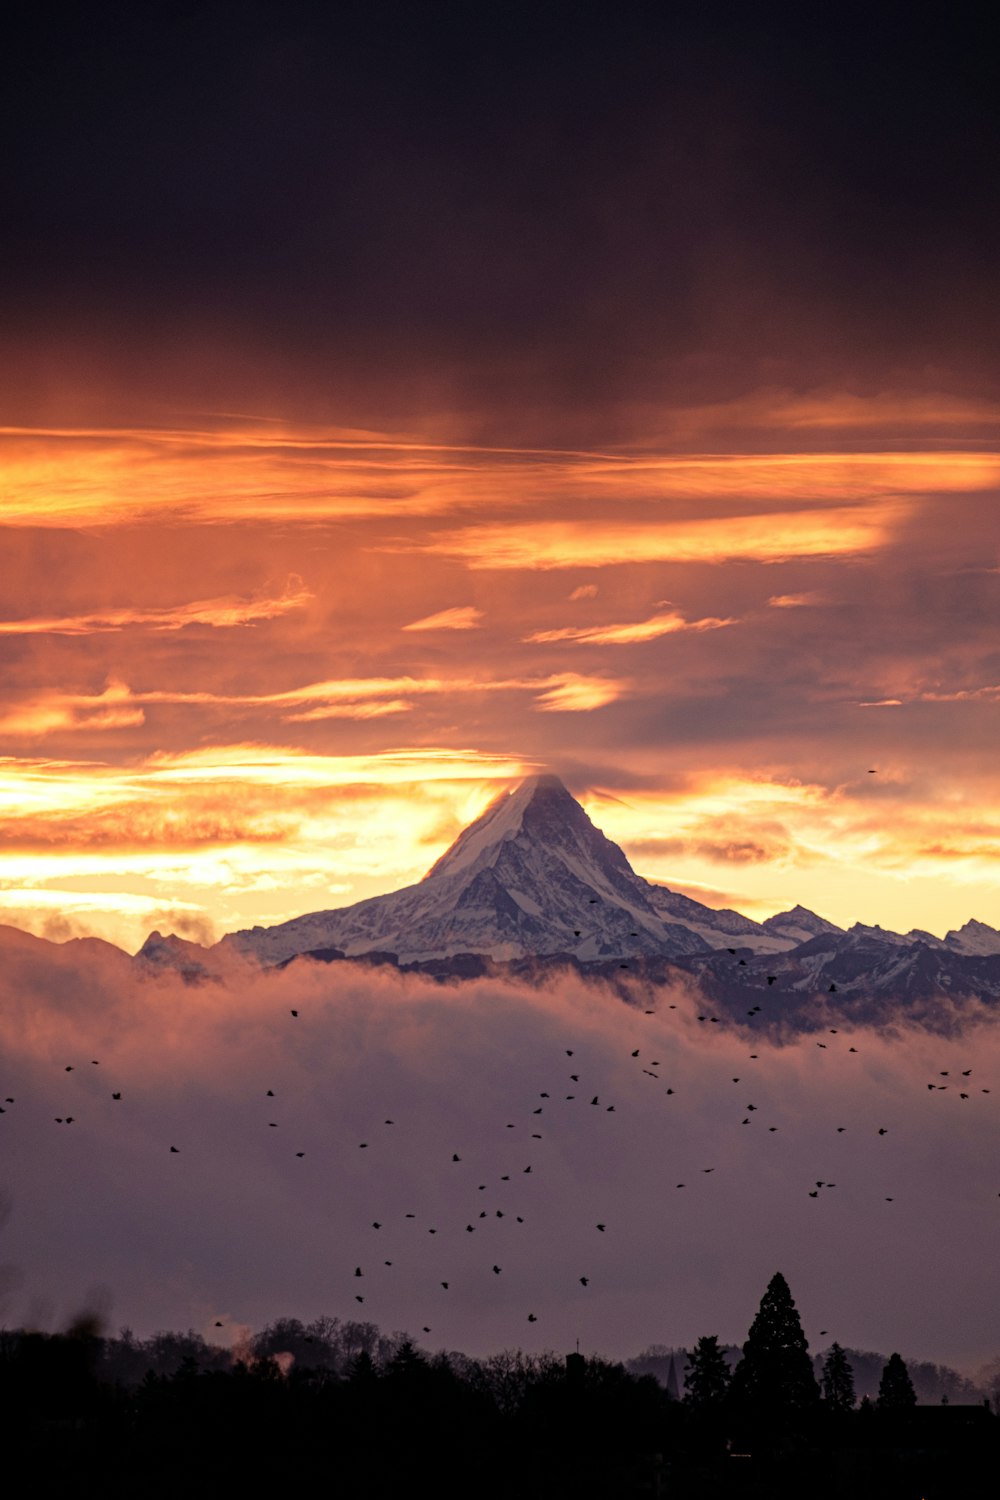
[2,903,996,1342]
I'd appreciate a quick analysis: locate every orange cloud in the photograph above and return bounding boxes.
[0,671,629,738]
[0,746,539,949]
[402,606,484,631]
[2,426,996,528]
[647,388,1000,443]
[526,610,736,645]
[0,581,312,635]
[766,592,827,609]
[0,680,147,736]
[421,502,909,571]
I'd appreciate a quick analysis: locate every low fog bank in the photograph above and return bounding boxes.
[2,928,1000,1372]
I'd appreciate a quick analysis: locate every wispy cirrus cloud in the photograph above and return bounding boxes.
[402,606,484,632]
[0,581,312,635]
[766,592,828,609]
[0,670,629,737]
[2,427,996,528]
[526,609,736,645]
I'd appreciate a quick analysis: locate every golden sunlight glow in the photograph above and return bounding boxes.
[584,774,1000,938]
[3,746,1000,953]
[0,747,536,950]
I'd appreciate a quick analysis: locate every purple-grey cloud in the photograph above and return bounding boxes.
[1,929,998,1371]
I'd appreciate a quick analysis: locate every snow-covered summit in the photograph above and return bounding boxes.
[219,774,793,968]
[943,918,1000,957]
[425,774,632,890]
[761,905,844,943]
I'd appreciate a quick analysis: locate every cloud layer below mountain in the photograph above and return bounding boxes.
[2,929,998,1372]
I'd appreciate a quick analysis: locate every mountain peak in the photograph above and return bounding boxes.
[761,904,843,938]
[423,774,609,884]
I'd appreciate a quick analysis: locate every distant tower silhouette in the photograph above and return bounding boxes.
[665,1354,681,1401]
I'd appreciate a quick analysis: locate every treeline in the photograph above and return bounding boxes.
[629,1340,986,1406]
[0,1274,995,1497]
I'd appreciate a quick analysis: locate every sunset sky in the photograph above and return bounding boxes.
[2,3,999,952]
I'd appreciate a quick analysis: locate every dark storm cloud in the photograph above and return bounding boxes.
[2,2,998,433]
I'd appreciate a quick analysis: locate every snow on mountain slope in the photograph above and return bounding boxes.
[221,775,795,967]
[943,919,1000,957]
[760,904,845,945]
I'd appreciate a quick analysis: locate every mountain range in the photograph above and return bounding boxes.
[134,774,1000,1023]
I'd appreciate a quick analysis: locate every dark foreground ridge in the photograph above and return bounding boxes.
[3,1273,995,1498]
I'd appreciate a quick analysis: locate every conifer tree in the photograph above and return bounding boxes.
[877,1352,917,1409]
[729,1271,819,1410]
[683,1336,731,1408]
[820,1343,855,1411]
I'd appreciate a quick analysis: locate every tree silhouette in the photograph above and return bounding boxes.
[683,1335,731,1408]
[821,1343,856,1411]
[729,1271,819,1410]
[877,1352,917,1409]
